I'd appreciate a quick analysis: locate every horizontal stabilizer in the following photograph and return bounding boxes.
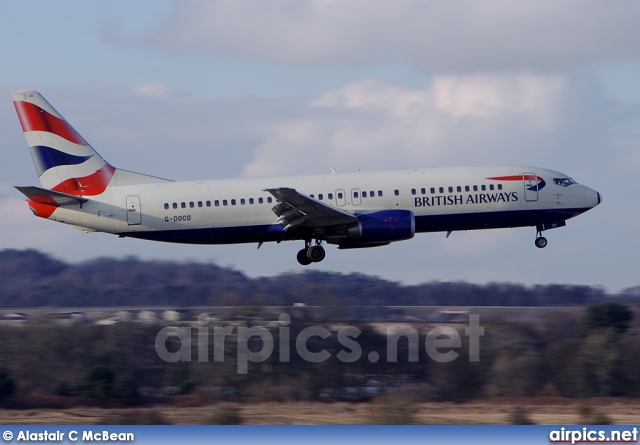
[15,186,89,206]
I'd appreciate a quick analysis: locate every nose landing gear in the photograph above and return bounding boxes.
[535,236,548,248]
[297,239,326,265]
[535,227,547,249]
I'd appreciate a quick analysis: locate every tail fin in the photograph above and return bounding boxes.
[12,91,115,196]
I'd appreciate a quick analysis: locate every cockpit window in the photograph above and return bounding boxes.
[553,178,577,187]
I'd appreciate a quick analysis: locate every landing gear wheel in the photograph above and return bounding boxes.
[535,237,548,249]
[297,249,312,265]
[307,245,326,263]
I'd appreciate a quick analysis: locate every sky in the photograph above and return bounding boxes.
[1,0,640,292]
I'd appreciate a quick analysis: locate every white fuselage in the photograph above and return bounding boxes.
[42,165,600,246]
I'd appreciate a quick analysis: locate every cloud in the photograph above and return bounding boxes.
[134,81,177,99]
[141,0,640,71]
[242,73,601,177]
[133,81,205,102]
[0,75,616,185]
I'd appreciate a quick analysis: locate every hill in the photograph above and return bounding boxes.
[0,249,632,308]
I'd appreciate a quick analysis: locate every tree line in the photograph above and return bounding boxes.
[0,249,635,308]
[0,301,637,406]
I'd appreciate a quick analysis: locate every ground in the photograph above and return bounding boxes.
[1,398,639,424]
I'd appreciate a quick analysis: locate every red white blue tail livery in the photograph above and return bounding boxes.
[12,91,602,265]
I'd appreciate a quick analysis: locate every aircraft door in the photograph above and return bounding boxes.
[523,172,539,202]
[336,189,346,207]
[126,195,142,225]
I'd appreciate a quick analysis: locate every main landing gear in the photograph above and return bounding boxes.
[297,240,326,265]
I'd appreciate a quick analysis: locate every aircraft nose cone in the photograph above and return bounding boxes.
[585,187,601,208]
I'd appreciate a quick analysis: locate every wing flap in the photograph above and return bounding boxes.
[15,186,89,206]
[264,187,356,229]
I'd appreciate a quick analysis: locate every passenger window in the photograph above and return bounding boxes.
[240,198,245,205]
[249,198,254,204]
[164,203,169,210]
[473,185,478,191]
[489,184,494,191]
[411,188,416,195]
[181,202,186,209]
[378,190,383,197]
[319,194,323,200]
[481,185,486,191]
[338,192,343,199]
[206,200,211,207]
[353,191,359,198]
[430,188,435,194]
[370,191,374,197]
[465,186,470,192]
[173,203,177,209]
[421,188,426,194]
[258,197,264,204]
[310,194,315,198]
[267,197,273,203]
[457,186,462,192]
[498,184,503,190]
[394,190,399,196]
[215,200,220,207]
[448,186,453,193]
[328,193,333,200]
[362,192,367,198]
[231,199,236,205]
[198,201,202,207]
[223,200,228,206]
[439,187,444,193]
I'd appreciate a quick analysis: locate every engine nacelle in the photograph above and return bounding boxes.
[346,210,415,245]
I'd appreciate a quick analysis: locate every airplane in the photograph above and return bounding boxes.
[11,90,602,265]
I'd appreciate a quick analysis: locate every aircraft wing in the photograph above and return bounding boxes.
[15,186,89,206]
[264,187,356,230]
